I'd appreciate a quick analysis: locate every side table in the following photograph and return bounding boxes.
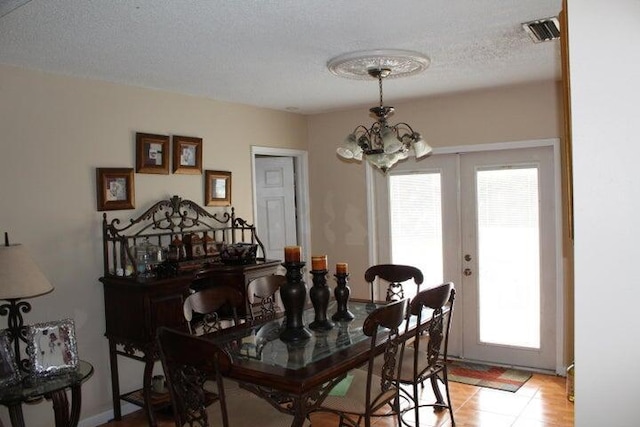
[0,360,94,427]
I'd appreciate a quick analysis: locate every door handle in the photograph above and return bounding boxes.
[463,268,472,276]
[464,254,472,262]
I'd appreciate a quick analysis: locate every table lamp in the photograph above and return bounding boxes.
[0,232,54,371]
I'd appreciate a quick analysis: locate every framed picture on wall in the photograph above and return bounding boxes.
[172,135,203,174]
[136,132,170,174]
[27,318,79,377]
[96,168,135,211]
[0,331,21,387]
[205,170,231,206]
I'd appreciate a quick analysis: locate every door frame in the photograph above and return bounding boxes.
[367,138,565,374]
[251,146,312,264]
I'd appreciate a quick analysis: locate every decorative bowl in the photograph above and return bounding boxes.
[219,243,258,265]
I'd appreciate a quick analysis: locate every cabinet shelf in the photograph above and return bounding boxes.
[121,388,171,410]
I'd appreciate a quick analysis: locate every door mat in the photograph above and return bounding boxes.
[447,361,532,392]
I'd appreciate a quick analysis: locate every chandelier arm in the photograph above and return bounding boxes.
[351,125,373,150]
[352,125,371,134]
[393,122,416,134]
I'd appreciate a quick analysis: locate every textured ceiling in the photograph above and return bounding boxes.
[0,0,562,114]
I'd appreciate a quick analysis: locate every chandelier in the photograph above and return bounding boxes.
[330,50,433,173]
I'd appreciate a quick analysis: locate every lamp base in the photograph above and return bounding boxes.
[0,298,32,372]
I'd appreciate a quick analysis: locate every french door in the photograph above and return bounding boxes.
[374,144,559,370]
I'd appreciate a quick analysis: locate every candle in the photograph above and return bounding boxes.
[311,255,328,271]
[336,263,348,274]
[284,246,302,263]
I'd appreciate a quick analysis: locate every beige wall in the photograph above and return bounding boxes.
[0,64,306,426]
[0,63,567,424]
[307,80,564,301]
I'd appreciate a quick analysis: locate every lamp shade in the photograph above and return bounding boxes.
[0,244,54,300]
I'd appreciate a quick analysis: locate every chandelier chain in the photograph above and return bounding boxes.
[378,71,384,108]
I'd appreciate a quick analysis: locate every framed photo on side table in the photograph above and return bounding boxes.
[27,319,79,377]
[96,168,135,211]
[136,132,170,174]
[205,170,231,206]
[0,331,21,387]
[172,135,203,174]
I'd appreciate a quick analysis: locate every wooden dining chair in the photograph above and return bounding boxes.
[395,282,456,426]
[157,326,309,427]
[313,298,409,427]
[364,264,424,302]
[246,274,287,321]
[183,286,244,335]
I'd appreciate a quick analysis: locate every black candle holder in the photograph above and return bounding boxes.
[331,272,354,322]
[279,262,312,342]
[309,269,334,331]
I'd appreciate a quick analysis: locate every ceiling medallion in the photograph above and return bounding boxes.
[327,49,431,80]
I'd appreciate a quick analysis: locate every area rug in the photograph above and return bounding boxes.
[447,361,532,392]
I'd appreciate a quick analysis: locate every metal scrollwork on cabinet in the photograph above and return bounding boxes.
[100,196,280,426]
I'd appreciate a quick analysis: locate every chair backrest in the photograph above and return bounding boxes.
[246,275,287,321]
[157,326,233,427]
[364,264,424,302]
[362,298,409,417]
[183,286,244,335]
[408,282,456,367]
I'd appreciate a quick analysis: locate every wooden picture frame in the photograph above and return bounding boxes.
[27,319,79,377]
[136,132,170,174]
[205,170,232,206]
[172,135,203,174]
[96,168,135,211]
[0,330,21,387]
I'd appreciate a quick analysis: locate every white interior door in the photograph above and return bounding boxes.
[375,144,558,370]
[255,156,297,261]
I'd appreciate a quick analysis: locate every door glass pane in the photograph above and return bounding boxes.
[476,167,540,348]
[389,173,443,298]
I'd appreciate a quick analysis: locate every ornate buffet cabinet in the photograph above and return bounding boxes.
[100,196,280,426]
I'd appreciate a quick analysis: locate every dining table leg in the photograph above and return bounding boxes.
[7,404,25,427]
[291,411,308,427]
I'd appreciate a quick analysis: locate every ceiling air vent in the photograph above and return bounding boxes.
[522,17,560,43]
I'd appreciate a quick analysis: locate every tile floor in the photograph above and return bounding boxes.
[99,372,573,426]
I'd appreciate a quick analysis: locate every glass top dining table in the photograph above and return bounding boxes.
[204,299,426,427]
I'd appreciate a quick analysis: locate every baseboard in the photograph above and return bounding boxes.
[78,403,139,427]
